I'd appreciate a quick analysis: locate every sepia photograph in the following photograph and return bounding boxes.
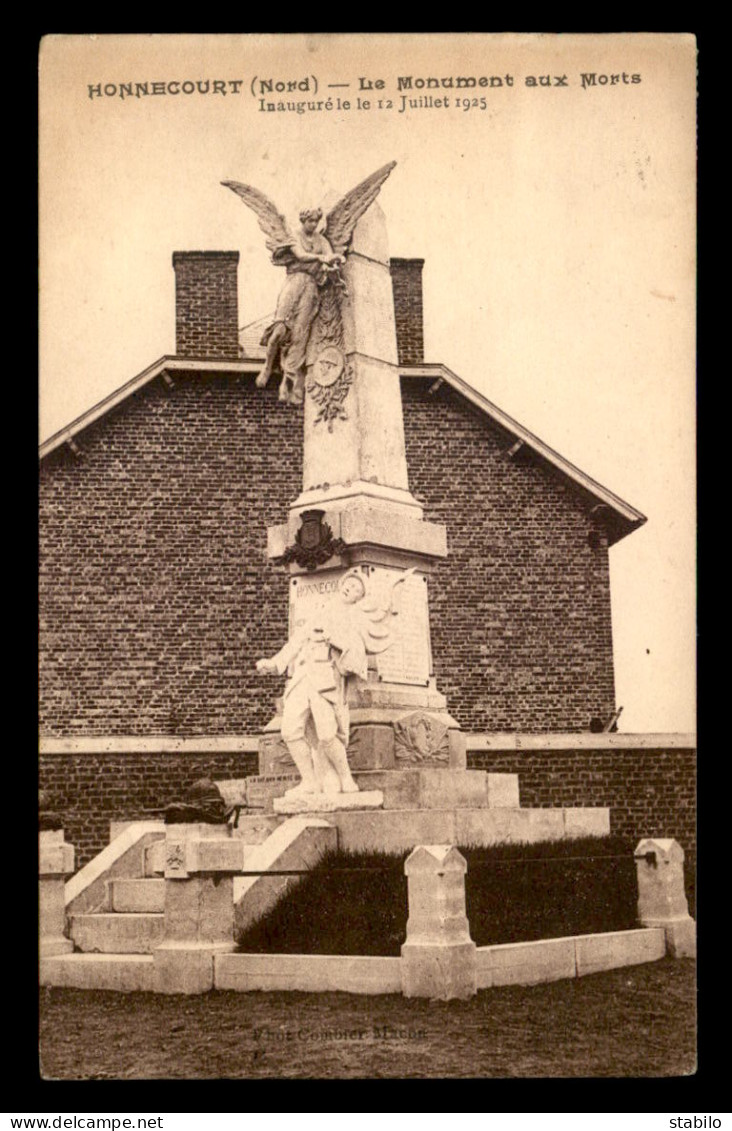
[38,32,696,1081]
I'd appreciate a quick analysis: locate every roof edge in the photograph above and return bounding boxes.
[39,356,647,544]
[39,356,261,460]
[404,363,647,542]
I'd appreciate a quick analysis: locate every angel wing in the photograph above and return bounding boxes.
[221,180,295,254]
[323,161,397,258]
[359,567,416,654]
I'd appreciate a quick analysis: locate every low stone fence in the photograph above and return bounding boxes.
[41,827,695,998]
[215,930,667,995]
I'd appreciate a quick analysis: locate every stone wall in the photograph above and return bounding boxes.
[40,372,617,738]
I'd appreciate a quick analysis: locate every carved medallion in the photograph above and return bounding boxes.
[393,711,450,765]
[311,346,344,387]
[306,353,354,432]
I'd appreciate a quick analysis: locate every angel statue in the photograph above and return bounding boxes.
[255,568,414,800]
[222,161,396,405]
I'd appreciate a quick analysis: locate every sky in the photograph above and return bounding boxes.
[39,33,697,733]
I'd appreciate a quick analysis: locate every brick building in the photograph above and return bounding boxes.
[39,251,695,864]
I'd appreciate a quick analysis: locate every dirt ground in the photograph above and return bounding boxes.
[39,957,696,1080]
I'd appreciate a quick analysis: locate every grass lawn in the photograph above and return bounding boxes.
[237,839,644,955]
[39,957,696,1079]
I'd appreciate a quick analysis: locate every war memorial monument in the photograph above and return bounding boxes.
[39,161,695,1001]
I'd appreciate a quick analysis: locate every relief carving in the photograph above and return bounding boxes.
[394,711,450,764]
[165,842,187,875]
[223,162,396,408]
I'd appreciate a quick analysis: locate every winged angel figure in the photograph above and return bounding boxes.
[222,161,396,405]
[256,568,414,799]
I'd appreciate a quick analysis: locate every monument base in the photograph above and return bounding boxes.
[273,789,384,815]
[220,768,519,814]
[259,684,466,776]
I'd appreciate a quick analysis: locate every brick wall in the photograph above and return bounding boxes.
[39,372,616,737]
[402,380,616,732]
[39,751,258,867]
[40,374,301,736]
[390,258,424,365]
[173,251,240,359]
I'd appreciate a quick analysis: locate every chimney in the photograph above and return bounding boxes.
[172,251,240,359]
[389,257,425,366]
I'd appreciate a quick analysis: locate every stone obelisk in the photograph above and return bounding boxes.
[261,196,465,783]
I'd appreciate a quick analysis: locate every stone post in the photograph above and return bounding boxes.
[39,829,75,956]
[400,844,477,1000]
[154,823,244,994]
[634,838,696,958]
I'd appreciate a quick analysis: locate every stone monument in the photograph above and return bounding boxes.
[225,163,465,811]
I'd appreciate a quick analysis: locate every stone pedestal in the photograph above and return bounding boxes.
[273,789,384,815]
[635,838,696,959]
[400,844,477,1000]
[39,829,75,957]
[154,823,244,994]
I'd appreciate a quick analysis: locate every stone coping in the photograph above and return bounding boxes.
[40,736,261,755]
[39,732,696,755]
[468,733,696,751]
[41,927,668,994]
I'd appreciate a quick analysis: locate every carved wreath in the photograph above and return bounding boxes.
[306,364,354,431]
[393,713,450,765]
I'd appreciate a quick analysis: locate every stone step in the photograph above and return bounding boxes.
[70,912,164,954]
[353,769,519,810]
[326,806,610,853]
[40,953,157,992]
[226,770,520,813]
[107,878,165,913]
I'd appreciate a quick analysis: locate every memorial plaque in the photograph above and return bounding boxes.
[287,564,431,686]
[371,567,432,687]
[246,773,299,809]
[289,567,349,633]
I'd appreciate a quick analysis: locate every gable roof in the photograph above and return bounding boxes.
[39,352,646,546]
